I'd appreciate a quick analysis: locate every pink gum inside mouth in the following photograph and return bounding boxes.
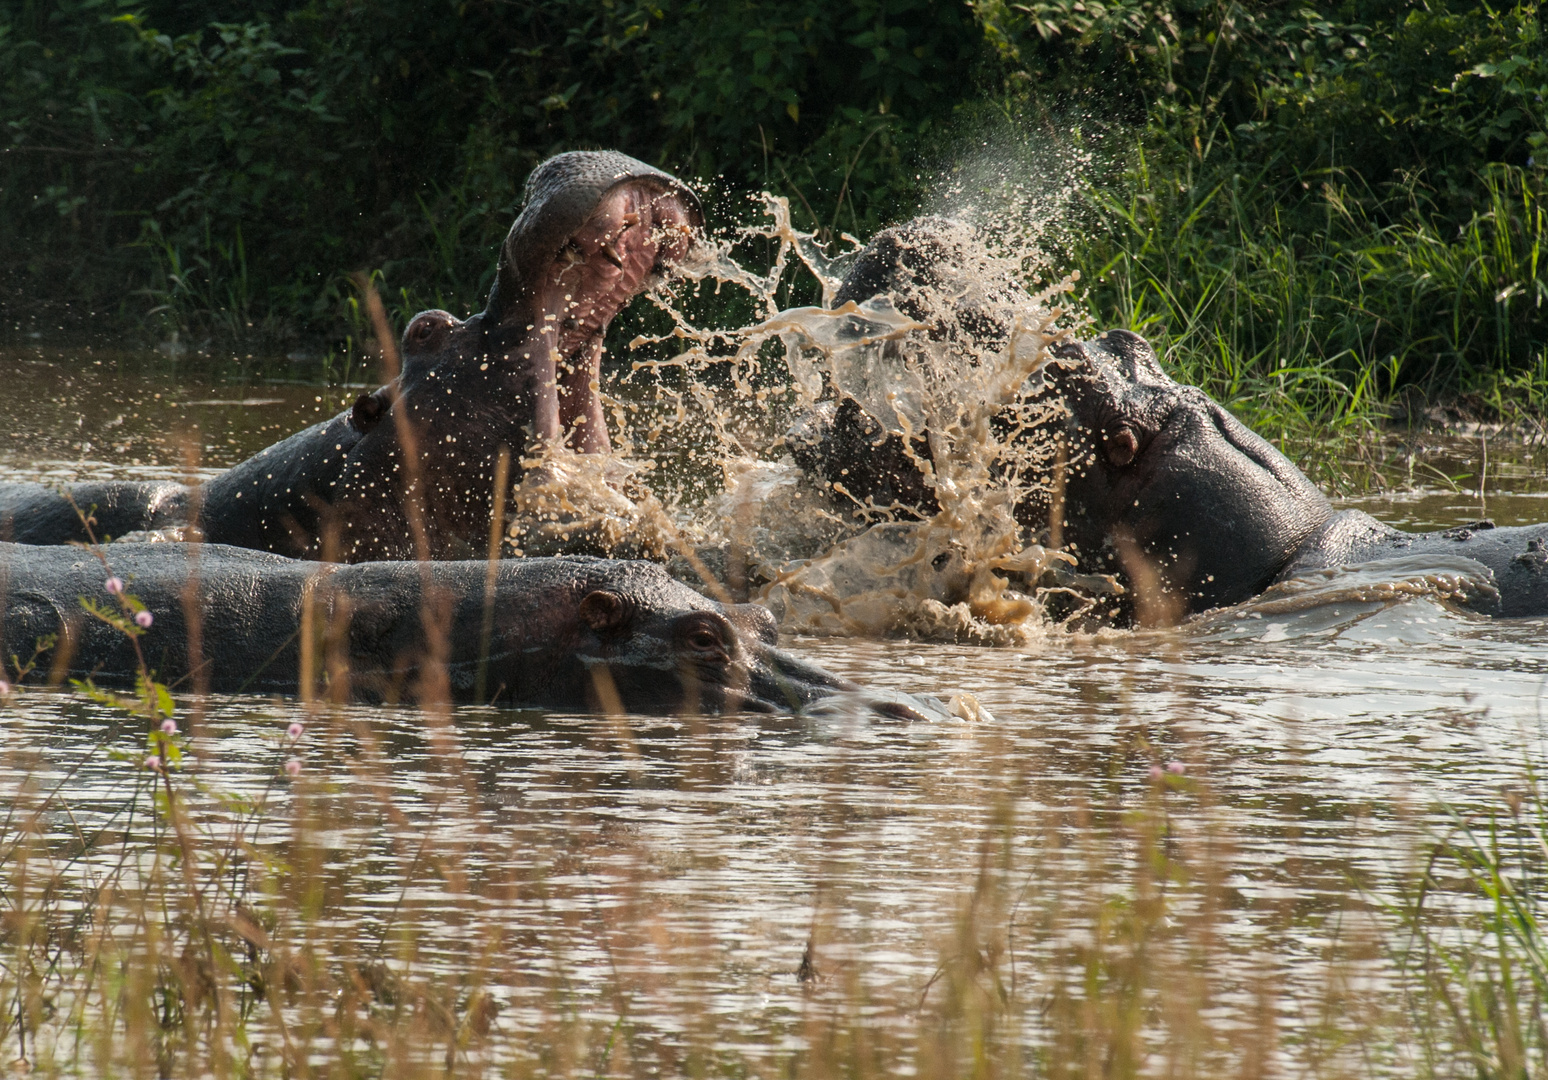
[533,182,698,453]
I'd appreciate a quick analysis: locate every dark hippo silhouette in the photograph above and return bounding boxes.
[792,217,1548,621]
[0,150,702,561]
[0,541,888,714]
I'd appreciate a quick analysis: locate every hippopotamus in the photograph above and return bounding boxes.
[0,482,189,545]
[791,217,1548,621]
[1037,329,1548,619]
[0,150,702,561]
[0,541,865,713]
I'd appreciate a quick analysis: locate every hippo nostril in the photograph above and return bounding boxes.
[1105,426,1139,468]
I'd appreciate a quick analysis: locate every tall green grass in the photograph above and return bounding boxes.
[1391,760,1548,1079]
[1077,141,1547,475]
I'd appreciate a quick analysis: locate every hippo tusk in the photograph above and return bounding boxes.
[532,325,563,445]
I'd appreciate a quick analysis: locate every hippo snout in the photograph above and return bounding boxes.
[740,639,857,714]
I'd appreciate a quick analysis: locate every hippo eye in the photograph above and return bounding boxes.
[675,614,732,661]
[1104,425,1140,468]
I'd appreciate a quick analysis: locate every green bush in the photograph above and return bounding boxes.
[978,0,1546,414]
[0,0,986,337]
[0,0,1542,414]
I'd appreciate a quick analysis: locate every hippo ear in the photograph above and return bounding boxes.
[579,589,635,632]
[351,389,391,434]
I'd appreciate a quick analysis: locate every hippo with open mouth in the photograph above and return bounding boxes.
[0,150,702,561]
[792,217,1548,621]
[0,540,903,714]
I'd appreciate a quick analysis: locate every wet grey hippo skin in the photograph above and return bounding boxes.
[1039,331,1548,617]
[0,541,851,713]
[2,150,701,559]
[0,482,188,545]
[795,218,1548,619]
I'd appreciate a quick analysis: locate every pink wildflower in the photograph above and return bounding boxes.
[0,680,11,695]
[144,755,162,771]
[1167,761,1186,775]
[286,722,304,741]
[284,758,302,778]
[1148,764,1163,780]
[134,610,153,628]
[161,718,177,735]
[105,576,124,595]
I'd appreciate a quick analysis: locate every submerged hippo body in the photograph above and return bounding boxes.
[0,542,850,713]
[0,482,189,545]
[796,218,1548,620]
[3,150,701,560]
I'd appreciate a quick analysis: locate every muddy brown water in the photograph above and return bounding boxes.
[1,348,1545,1073]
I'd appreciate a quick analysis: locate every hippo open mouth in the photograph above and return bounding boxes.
[184,151,709,563]
[532,180,698,451]
[471,152,703,456]
[399,170,699,454]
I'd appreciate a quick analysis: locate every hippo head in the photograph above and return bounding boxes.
[1033,331,1332,619]
[576,579,843,714]
[787,215,1335,621]
[335,151,703,559]
[482,559,858,714]
[393,151,702,452]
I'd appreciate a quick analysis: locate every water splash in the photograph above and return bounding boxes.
[504,446,673,561]
[578,191,1086,640]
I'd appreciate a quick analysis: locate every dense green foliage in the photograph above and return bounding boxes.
[1,0,983,334]
[1,0,1544,409]
[978,0,1547,414]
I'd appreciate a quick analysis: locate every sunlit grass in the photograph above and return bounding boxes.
[1074,141,1547,483]
[1386,757,1548,1079]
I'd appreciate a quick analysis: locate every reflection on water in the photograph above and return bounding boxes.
[1,346,1546,1073]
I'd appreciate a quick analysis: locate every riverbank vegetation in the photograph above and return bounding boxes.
[2,1,1543,426]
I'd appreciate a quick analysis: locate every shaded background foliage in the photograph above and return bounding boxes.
[1,0,1543,404]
